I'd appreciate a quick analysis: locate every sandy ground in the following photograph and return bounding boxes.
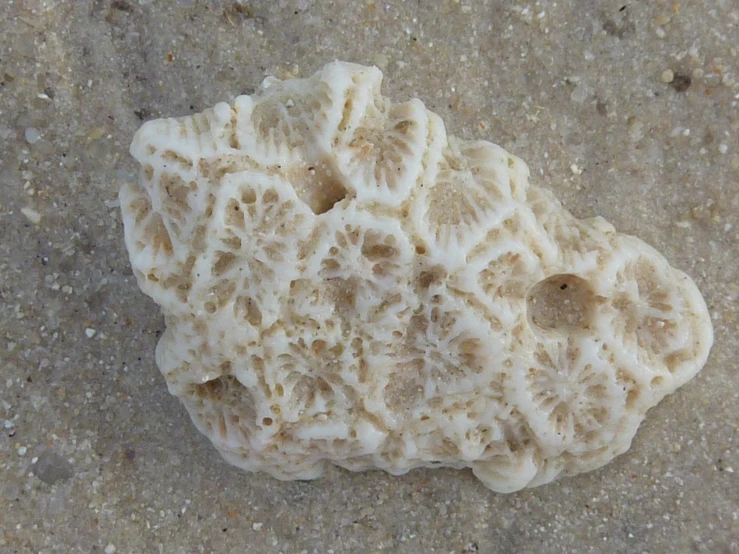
[1,1,737,553]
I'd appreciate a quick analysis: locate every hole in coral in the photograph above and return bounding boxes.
[161,149,194,169]
[316,378,333,396]
[144,214,174,255]
[361,243,397,261]
[338,98,353,132]
[665,349,692,374]
[287,157,348,215]
[192,225,207,254]
[322,258,341,272]
[220,234,242,251]
[160,173,192,216]
[418,266,445,289]
[503,217,519,233]
[311,340,327,356]
[212,251,238,277]
[263,189,279,204]
[242,188,257,204]
[233,296,262,326]
[229,108,240,150]
[210,280,237,308]
[526,274,596,334]
[130,197,151,225]
[225,199,245,230]
[626,389,639,409]
[651,376,664,388]
[262,417,273,426]
[191,375,244,401]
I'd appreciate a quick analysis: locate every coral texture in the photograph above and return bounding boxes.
[119,62,712,492]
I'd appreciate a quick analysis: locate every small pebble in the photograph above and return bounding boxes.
[372,53,389,70]
[85,328,97,338]
[660,69,674,83]
[17,446,27,456]
[21,207,42,225]
[104,545,116,554]
[570,86,588,104]
[252,522,263,531]
[24,127,41,144]
[33,451,74,484]
[628,117,645,141]
[88,127,107,140]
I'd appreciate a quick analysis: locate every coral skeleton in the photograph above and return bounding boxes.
[120,62,712,492]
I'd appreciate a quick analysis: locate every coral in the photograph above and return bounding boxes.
[119,62,713,492]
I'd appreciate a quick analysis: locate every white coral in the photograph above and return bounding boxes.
[119,61,713,492]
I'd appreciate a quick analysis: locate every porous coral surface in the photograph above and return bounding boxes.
[120,62,712,492]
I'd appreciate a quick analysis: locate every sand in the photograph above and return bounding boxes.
[1,1,736,553]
